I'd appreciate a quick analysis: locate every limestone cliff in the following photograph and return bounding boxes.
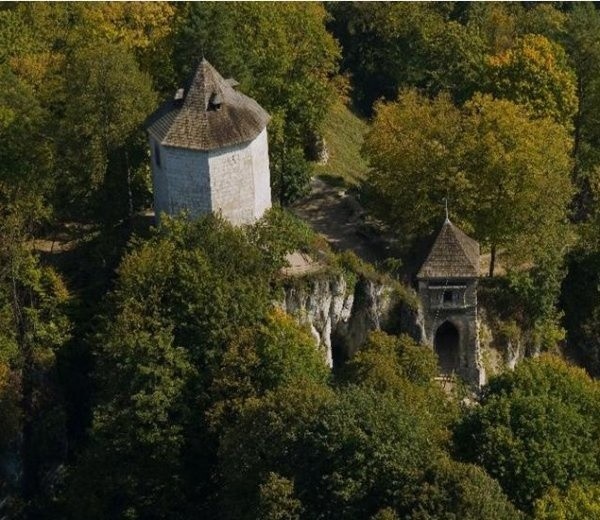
[279,272,420,367]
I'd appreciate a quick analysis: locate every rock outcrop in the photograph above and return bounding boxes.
[279,272,420,366]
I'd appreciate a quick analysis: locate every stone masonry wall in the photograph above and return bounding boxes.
[149,137,170,220]
[150,137,212,221]
[149,128,271,226]
[418,279,485,386]
[251,129,272,220]
[208,129,271,225]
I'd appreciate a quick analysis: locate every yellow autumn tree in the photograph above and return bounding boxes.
[486,34,578,127]
[363,90,573,275]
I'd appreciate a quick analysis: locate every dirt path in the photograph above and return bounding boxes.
[291,177,395,265]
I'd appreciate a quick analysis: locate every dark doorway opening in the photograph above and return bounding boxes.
[434,321,460,375]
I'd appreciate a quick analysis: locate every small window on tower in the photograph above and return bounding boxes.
[443,290,454,304]
[154,143,161,168]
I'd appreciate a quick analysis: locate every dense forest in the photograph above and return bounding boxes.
[1,2,600,519]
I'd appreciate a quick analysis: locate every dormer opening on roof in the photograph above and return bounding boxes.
[208,92,223,111]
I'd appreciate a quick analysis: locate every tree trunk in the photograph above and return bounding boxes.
[279,143,285,207]
[125,150,133,218]
[489,244,496,278]
[572,75,589,221]
[12,277,37,507]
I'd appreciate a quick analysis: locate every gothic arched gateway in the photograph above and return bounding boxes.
[434,321,460,375]
[416,217,484,386]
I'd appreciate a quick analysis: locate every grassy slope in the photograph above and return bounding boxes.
[314,100,369,186]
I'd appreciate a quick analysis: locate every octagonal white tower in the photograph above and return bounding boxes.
[146,59,271,225]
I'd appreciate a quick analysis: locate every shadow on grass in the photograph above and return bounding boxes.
[315,173,350,189]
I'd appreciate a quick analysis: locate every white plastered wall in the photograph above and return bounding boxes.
[250,128,272,219]
[208,128,271,225]
[149,135,212,222]
[149,127,271,226]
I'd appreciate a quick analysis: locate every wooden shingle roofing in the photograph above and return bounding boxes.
[146,59,269,151]
[417,219,479,279]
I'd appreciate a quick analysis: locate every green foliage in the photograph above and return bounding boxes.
[256,473,303,520]
[534,482,600,520]
[0,64,54,211]
[454,356,600,512]
[3,4,600,518]
[485,34,577,127]
[363,89,465,243]
[0,3,170,223]
[249,207,318,268]
[116,215,274,374]
[371,508,400,520]
[339,331,456,443]
[58,40,156,220]
[420,20,488,104]
[65,214,279,517]
[270,141,313,206]
[341,331,438,388]
[208,309,329,431]
[565,3,600,217]
[560,93,600,374]
[0,200,71,517]
[406,459,522,520]
[329,2,572,116]
[463,94,572,272]
[220,383,444,520]
[67,316,192,520]
[505,260,566,352]
[327,2,450,112]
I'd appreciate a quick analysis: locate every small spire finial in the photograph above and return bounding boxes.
[444,197,450,223]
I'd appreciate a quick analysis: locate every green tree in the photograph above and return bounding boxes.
[58,40,156,221]
[363,90,573,276]
[371,509,400,520]
[327,2,449,112]
[67,213,298,517]
[362,89,466,245]
[67,310,192,520]
[534,483,600,520]
[256,473,303,520]
[561,240,600,376]
[454,356,600,512]
[0,199,70,518]
[0,64,54,215]
[418,20,488,104]
[485,34,577,127]
[406,460,522,520]
[463,2,520,54]
[463,94,572,276]
[209,309,328,432]
[339,331,456,440]
[220,383,443,520]
[67,2,177,92]
[565,3,600,218]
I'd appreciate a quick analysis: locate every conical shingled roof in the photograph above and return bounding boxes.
[417,219,479,279]
[146,59,269,151]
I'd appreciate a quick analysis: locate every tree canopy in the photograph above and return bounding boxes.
[363,89,573,275]
[454,356,600,512]
[1,3,600,519]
